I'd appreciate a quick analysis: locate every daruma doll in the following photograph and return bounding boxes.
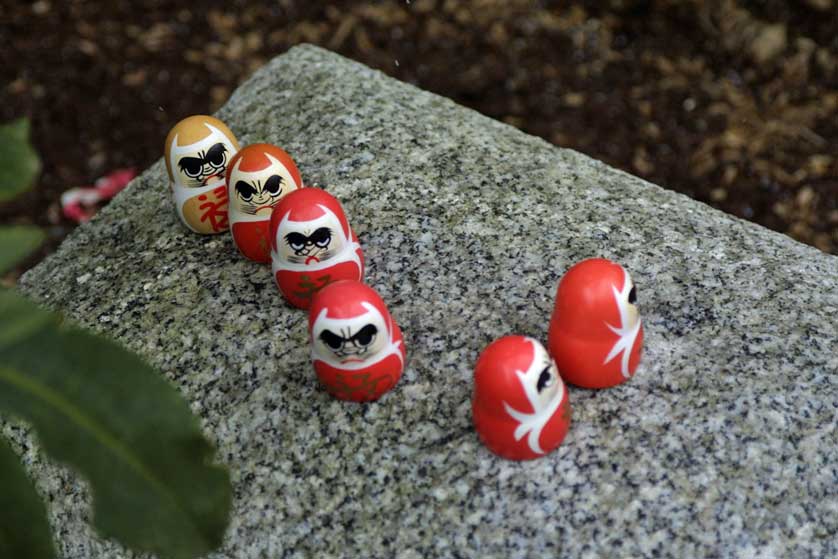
[164,115,239,234]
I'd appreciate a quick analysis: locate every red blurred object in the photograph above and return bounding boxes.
[60,168,136,223]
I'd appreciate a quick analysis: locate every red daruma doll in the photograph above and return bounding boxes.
[164,115,239,234]
[309,280,405,402]
[269,188,364,309]
[226,144,302,262]
[472,336,571,460]
[548,258,643,389]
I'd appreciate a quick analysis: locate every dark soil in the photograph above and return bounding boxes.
[2,0,837,283]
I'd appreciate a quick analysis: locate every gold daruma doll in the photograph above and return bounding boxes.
[164,115,239,234]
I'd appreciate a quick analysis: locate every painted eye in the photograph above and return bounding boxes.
[285,232,307,251]
[536,366,553,393]
[235,181,256,201]
[628,286,637,305]
[178,157,203,178]
[353,324,378,347]
[264,175,283,195]
[205,143,227,168]
[319,330,344,350]
[310,227,332,248]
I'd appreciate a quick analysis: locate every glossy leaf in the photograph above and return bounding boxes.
[0,119,41,202]
[0,437,57,559]
[0,226,45,274]
[0,289,52,349]
[0,291,231,559]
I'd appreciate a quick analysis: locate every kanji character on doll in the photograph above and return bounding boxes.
[548,258,643,389]
[269,188,364,309]
[309,280,405,402]
[164,115,239,234]
[472,336,571,461]
[226,143,302,262]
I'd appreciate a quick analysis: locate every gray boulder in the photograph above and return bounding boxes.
[17,45,838,558]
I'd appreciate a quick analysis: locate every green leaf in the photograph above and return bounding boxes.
[0,226,45,274]
[0,289,53,349]
[0,437,57,559]
[0,292,231,559]
[0,119,41,201]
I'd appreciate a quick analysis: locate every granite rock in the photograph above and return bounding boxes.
[15,45,838,558]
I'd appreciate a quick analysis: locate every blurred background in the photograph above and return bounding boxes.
[2,0,837,284]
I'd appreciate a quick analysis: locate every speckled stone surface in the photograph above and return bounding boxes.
[14,45,838,558]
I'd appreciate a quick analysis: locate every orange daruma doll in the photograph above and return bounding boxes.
[164,115,239,234]
[226,144,302,262]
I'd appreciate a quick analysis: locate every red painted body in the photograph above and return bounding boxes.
[231,220,272,262]
[275,252,364,310]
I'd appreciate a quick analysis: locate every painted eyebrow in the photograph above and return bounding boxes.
[205,143,227,157]
[177,156,202,170]
[350,324,378,340]
[235,180,256,192]
[319,329,347,341]
[310,227,332,238]
[263,175,283,190]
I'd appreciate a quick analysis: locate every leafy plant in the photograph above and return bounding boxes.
[0,225,45,274]
[0,437,55,558]
[0,119,41,203]
[0,119,231,559]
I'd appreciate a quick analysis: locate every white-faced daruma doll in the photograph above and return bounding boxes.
[269,188,364,309]
[164,115,239,234]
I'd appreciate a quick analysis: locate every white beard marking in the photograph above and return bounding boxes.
[502,338,564,455]
[603,268,642,378]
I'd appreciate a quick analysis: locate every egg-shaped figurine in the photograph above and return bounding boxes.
[548,258,643,389]
[269,187,364,309]
[226,144,302,262]
[309,280,405,402]
[472,336,571,461]
[164,115,239,234]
